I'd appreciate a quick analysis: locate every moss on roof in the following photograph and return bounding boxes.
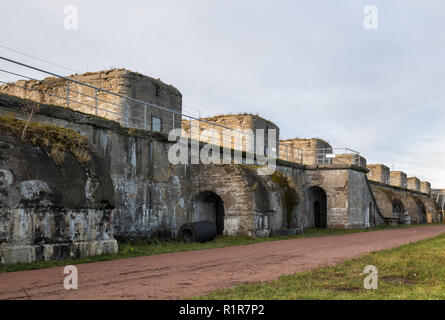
[0,115,92,165]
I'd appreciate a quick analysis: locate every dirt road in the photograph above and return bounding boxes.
[1,225,444,300]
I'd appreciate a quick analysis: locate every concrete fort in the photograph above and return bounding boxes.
[0,68,440,264]
[0,69,182,133]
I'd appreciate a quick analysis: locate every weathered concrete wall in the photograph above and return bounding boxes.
[420,181,431,195]
[1,87,436,266]
[182,114,280,157]
[333,154,367,167]
[302,166,384,229]
[0,124,117,265]
[269,164,304,234]
[1,94,304,242]
[190,163,304,237]
[417,194,437,222]
[190,160,386,234]
[190,164,256,236]
[431,189,445,209]
[280,138,331,166]
[369,181,431,224]
[390,171,407,188]
[367,164,390,184]
[1,94,303,240]
[430,189,445,222]
[348,170,384,227]
[0,93,192,241]
[407,177,420,192]
[0,69,182,133]
[370,185,394,219]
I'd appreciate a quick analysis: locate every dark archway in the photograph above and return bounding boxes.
[194,191,225,235]
[308,186,327,228]
[392,199,404,218]
[413,197,427,224]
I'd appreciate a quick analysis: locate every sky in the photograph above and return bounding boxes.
[1,0,444,187]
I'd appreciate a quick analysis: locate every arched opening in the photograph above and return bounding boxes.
[392,199,404,218]
[413,198,426,224]
[307,186,327,228]
[194,191,225,235]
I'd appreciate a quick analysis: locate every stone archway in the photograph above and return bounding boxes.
[193,191,225,235]
[392,199,404,218]
[412,196,427,224]
[307,186,327,228]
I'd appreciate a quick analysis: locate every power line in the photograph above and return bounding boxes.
[0,44,80,74]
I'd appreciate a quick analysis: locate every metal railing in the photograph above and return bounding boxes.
[311,147,363,166]
[0,56,363,167]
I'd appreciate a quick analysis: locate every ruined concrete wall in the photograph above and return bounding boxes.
[271,164,304,234]
[375,186,419,223]
[420,181,431,195]
[190,164,256,236]
[367,164,390,184]
[369,182,431,224]
[333,154,367,167]
[390,171,407,188]
[302,167,383,229]
[347,170,383,227]
[190,163,304,237]
[0,126,117,265]
[182,114,280,157]
[0,94,307,240]
[417,194,437,223]
[370,185,393,219]
[0,69,182,133]
[0,93,192,241]
[398,193,420,224]
[407,177,420,192]
[303,169,348,228]
[105,136,192,238]
[280,138,331,166]
[431,189,445,212]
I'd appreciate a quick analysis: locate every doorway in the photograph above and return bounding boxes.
[308,186,327,228]
[194,191,225,235]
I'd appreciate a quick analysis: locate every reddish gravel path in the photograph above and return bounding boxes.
[1,225,444,300]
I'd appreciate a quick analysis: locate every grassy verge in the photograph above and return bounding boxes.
[196,232,445,300]
[0,223,441,274]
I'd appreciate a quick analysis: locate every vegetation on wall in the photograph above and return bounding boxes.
[0,115,92,165]
[379,187,399,202]
[271,171,298,227]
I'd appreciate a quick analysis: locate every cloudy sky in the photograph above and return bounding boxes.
[1,0,444,187]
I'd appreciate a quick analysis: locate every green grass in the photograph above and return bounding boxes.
[195,231,445,300]
[0,223,441,274]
